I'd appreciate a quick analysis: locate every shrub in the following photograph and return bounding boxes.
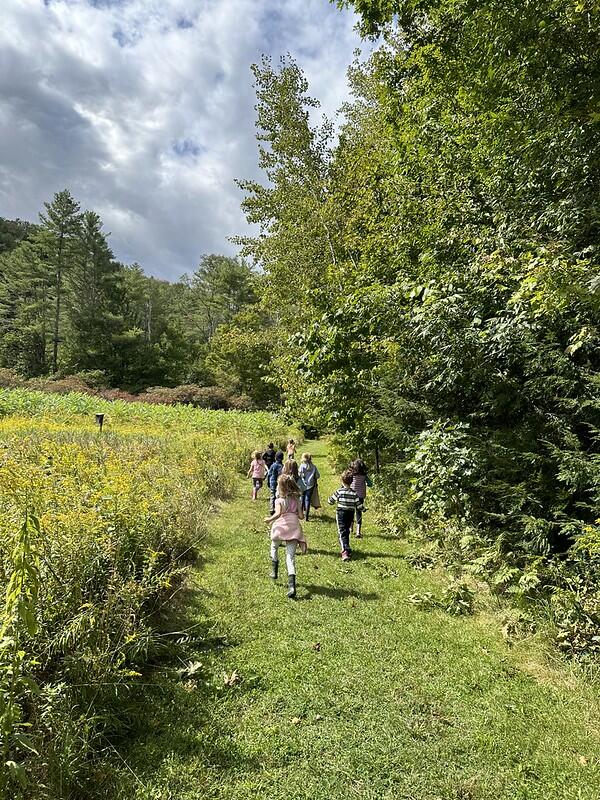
[0,376,260,412]
[552,586,600,660]
[0,368,25,388]
[406,421,477,521]
[142,384,253,410]
[441,580,475,617]
[73,369,109,389]
[28,375,93,395]
[97,387,140,403]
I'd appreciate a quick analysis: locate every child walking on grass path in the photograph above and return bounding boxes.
[328,469,364,561]
[265,474,307,599]
[350,458,372,538]
[298,452,320,521]
[282,458,306,495]
[247,451,267,501]
[262,442,276,468]
[266,451,284,513]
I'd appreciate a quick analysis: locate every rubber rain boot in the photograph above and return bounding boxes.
[287,574,296,599]
[270,559,279,580]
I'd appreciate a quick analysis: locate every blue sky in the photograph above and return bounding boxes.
[0,0,364,279]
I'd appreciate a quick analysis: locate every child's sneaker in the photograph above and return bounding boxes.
[341,550,350,561]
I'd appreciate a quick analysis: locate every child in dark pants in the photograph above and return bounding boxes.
[328,469,364,561]
[266,451,285,514]
[350,458,373,538]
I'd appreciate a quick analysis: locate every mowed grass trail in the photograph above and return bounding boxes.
[115,440,600,800]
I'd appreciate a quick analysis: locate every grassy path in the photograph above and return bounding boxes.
[116,440,600,800]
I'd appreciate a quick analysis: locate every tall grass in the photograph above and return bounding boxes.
[0,389,296,797]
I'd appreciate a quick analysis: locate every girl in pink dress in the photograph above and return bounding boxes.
[264,474,307,599]
[247,450,267,501]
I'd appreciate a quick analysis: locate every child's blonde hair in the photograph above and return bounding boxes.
[301,452,311,462]
[253,450,262,460]
[278,474,300,497]
[283,460,299,479]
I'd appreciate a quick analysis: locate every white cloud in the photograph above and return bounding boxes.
[0,0,364,279]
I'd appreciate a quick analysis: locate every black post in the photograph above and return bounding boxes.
[375,445,380,475]
[95,413,105,432]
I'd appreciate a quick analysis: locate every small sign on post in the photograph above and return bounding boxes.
[95,413,105,432]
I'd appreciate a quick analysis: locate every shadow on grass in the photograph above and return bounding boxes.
[300,583,379,601]
[348,549,399,561]
[306,513,336,525]
[308,547,398,560]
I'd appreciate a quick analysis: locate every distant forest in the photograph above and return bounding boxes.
[0,192,275,408]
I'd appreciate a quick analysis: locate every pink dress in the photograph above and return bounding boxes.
[251,459,266,479]
[270,496,307,553]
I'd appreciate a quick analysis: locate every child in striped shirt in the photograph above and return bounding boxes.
[328,469,364,561]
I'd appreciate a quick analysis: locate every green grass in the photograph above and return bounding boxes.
[111,440,600,800]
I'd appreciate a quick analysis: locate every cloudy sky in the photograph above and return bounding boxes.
[0,0,364,280]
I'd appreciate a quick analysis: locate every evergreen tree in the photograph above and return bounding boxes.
[37,190,83,373]
[62,211,124,379]
[0,241,52,375]
[0,193,267,398]
[0,218,36,254]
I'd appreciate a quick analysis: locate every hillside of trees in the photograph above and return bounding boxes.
[0,196,275,408]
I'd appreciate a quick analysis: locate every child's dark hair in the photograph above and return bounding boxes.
[268,442,274,449]
[351,458,368,476]
[275,450,284,462]
[341,468,354,486]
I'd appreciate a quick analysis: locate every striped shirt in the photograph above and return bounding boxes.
[351,473,372,499]
[328,486,364,511]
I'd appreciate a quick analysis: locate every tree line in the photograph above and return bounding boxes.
[237,0,600,655]
[0,192,276,406]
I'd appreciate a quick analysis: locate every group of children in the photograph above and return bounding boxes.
[247,440,372,599]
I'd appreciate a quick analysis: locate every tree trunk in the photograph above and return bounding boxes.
[145,298,152,342]
[52,233,64,373]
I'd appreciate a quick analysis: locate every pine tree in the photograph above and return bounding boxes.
[37,190,82,373]
[63,211,123,379]
[0,241,53,375]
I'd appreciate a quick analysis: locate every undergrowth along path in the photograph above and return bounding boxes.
[116,440,600,800]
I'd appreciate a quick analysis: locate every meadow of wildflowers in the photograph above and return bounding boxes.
[0,388,294,797]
